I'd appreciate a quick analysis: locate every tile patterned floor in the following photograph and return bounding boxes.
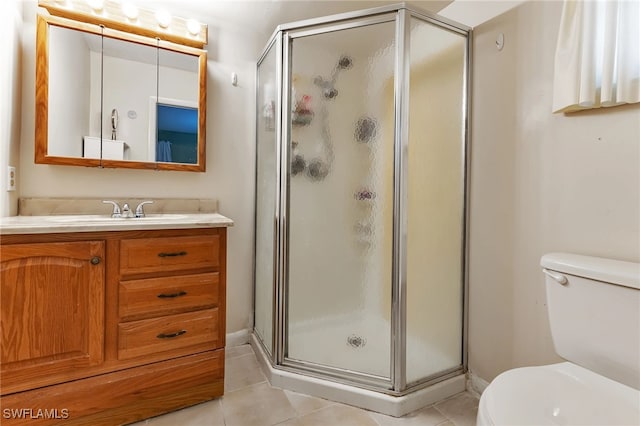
[130,345,479,426]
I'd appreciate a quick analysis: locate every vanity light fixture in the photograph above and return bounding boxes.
[38,0,208,48]
[121,2,138,21]
[155,9,171,29]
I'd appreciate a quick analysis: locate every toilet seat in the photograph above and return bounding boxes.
[477,362,640,426]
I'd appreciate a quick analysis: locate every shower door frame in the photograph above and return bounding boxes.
[254,2,472,396]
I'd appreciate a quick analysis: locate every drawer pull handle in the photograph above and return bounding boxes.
[157,330,187,339]
[90,256,101,265]
[157,291,187,299]
[158,251,188,258]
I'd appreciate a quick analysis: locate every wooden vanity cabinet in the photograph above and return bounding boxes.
[0,241,105,392]
[0,227,226,425]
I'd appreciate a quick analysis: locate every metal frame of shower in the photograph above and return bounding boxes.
[254,2,472,396]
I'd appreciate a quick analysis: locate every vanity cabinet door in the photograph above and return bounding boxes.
[0,241,105,395]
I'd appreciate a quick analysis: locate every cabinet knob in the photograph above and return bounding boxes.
[90,256,101,265]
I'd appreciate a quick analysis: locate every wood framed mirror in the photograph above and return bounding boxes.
[35,6,207,172]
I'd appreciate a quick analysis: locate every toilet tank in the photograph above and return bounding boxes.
[541,253,640,390]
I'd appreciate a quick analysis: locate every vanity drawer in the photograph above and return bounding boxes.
[120,234,219,275]
[118,309,220,360]
[119,272,219,321]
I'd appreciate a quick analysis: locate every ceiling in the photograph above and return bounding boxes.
[136,1,453,42]
[134,0,527,43]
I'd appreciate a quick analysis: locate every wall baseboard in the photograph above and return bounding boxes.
[226,328,251,347]
[466,371,490,398]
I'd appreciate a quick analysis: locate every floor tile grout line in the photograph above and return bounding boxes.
[432,405,453,424]
[292,400,342,419]
[282,390,341,418]
[269,411,298,426]
[223,377,269,396]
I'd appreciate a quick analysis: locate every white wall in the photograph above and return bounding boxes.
[0,0,22,216]
[468,0,640,383]
[17,0,263,335]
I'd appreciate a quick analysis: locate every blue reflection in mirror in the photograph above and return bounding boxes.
[156,104,198,164]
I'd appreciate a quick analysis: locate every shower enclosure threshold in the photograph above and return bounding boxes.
[250,334,466,417]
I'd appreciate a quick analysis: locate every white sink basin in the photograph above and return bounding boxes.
[135,214,189,221]
[48,214,189,223]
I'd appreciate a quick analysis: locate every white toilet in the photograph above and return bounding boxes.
[477,252,640,425]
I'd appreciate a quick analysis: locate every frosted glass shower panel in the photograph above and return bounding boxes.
[286,20,396,378]
[406,17,467,384]
[255,42,279,355]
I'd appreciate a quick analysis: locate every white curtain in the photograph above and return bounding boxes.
[552,0,640,113]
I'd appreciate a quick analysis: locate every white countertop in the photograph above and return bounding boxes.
[0,213,234,235]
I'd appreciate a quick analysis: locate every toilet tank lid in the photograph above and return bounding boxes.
[541,253,640,290]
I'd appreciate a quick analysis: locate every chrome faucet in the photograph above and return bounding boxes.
[103,200,153,218]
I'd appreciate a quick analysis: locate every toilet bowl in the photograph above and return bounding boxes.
[477,253,640,425]
[477,363,640,425]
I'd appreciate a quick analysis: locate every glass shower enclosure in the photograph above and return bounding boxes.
[255,4,470,397]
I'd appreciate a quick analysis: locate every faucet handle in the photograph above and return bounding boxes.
[102,200,122,218]
[135,201,154,218]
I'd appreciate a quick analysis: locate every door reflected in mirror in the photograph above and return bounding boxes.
[154,47,200,164]
[156,104,198,164]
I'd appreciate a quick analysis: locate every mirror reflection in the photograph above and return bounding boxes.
[42,19,205,169]
[99,34,157,161]
[47,25,100,158]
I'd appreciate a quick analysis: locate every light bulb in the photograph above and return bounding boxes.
[156,9,171,29]
[122,3,139,20]
[186,19,201,36]
[85,0,104,12]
